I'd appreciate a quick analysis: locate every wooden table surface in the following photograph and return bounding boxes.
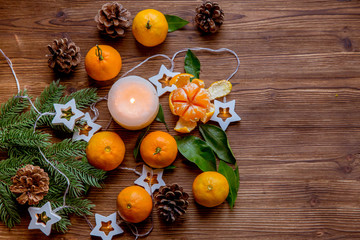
[1,0,360,239]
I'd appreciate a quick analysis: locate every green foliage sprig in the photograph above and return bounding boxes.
[0,81,106,232]
[165,14,189,32]
[176,124,240,208]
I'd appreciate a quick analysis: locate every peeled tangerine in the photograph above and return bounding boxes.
[170,82,214,133]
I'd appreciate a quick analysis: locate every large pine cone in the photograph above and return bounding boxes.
[10,165,49,205]
[95,2,131,38]
[154,184,189,223]
[195,1,224,33]
[47,38,81,74]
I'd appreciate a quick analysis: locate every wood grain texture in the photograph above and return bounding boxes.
[1,0,360,239]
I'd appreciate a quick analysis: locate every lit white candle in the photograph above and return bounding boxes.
[108,76,159,130]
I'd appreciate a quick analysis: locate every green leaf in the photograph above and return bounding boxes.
[184,49,200,79]
[199,124,236,164]
[155,104,169,131]
[164,165,176,170]
[165,14,189,32]
[175,135,216,172]
[218,161,240,208]
[133,126,150,160]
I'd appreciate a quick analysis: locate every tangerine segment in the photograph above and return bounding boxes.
[174,117,197,133]
[169,73,194,88]
[170,83,210,122]
[201,103,215,124]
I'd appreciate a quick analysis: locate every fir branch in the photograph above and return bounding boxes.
[49,197,94,216]
[36,156,85,197]
[0,154,36,169]
[0,110,37,130]
[59,88,98,110]
[46,139,87,160]
[60,158,106,188]
[7,146,40,160]
[0,168,16,185]
[34,80,65,113]
[0,129,51,149]
[53,213,71,233]
[45,139,106,188]
[0,182,21,228]
[0,90,29,127]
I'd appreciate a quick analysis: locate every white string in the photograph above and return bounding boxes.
[33,112,56,132]
[118,166,141,176]
[170,47,240,81]
[90,96,108,122]
[0,49,21,94]
[38,146,71,213]
[120,54,174,79]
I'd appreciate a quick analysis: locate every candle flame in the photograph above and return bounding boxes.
[130,97,135,104]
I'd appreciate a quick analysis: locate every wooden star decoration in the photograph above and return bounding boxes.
[52,99,84,131]
[149,64,180,96]
[28,202,61,236]
[73,113,102,142]
[210,99,241,131]
[90,213,123,240]
[134,165,166,194]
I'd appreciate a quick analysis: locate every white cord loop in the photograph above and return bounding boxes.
[170,47,240,81]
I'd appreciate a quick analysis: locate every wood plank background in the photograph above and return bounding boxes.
[1,0,360,239]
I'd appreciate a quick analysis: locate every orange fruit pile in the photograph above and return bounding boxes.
[85,45,122,81]
[86,131,125,171]
[192,171,229,207]
[140,131,178,168]
[132,9,168,47]
[117,186,153,223]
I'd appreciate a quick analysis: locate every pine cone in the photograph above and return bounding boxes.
[47,38,81,74]
[154,184,189,223]
[195,1,224,33]
[10,165,49,205]
[95,2,131,38]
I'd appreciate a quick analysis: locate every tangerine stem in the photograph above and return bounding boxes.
[95,44,104,61]
[153,147,161,155]
[146,20,152,29]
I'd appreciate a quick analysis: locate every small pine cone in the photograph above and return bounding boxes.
[47,38,81,74]
[154,184,189,223]
[95,2,131,38]
[195,1,224,33]
[10,165,49,205]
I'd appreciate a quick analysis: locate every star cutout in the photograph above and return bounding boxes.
[28,202,61,236]
[134,165,166,194]
[73,113,102,142]
[149,64,180,96]
[90,213,123,240]
[210,99,241,131]
[52,99,84,131]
